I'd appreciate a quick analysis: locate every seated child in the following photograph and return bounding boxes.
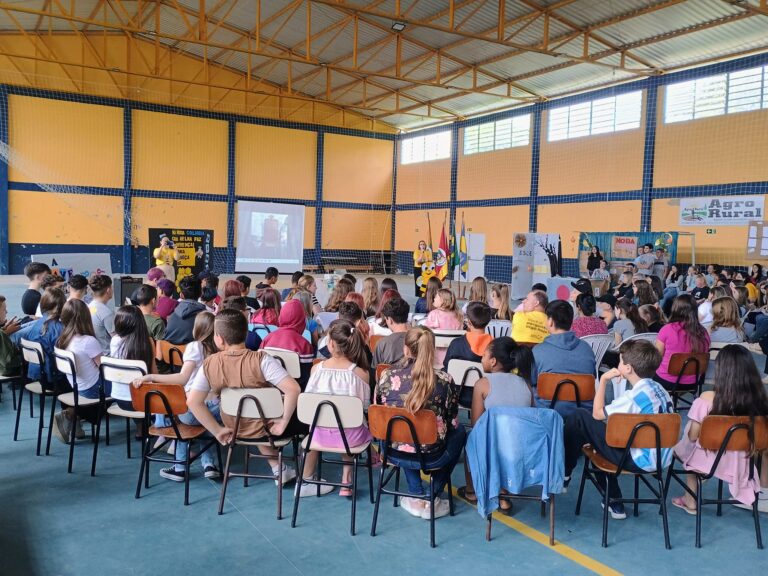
[134,285,166,342]
[88,274,115,356]
[155,279,179,321]
[563,340,673,520]
[372,297,410,368]
[260,299,314,389]
[220,296,262,351]
[443,301,492,379]
[425,288,463,365]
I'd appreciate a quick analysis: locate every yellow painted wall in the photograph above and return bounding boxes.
[132,197,228,247]
[397,159,451,204]
[538,200,642,258]
[8,191,123,245]
[655,90,768,187]
[303,207,316,250]
[539,106,645,196]
[461,206,530,255]
[132,110,228,194]
[324,134,394,204]
[8,95,123,187]
[236,124,316,200]
[322,208,391,251]
[651,198,759,264]
[457,134,531,200]
[395,209,449,252]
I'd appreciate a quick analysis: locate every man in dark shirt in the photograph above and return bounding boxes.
[254,267,279,302]
[20,262,51,316]
[236,275,260,310]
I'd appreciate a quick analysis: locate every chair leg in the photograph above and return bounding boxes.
[45,397,56,455]
[549,496,556,546]
[716,480,723,516]
[125,418,131,459]
[658,473,671,550]
[183,444,192,506]
[277,449,283,520]
[633,475,640,517]
[601,475,610,548]
[575,459,589,515]
[105,411,110,446]
[11,380,17,411]
[447,473,455,516]
[90,405,103,477]
[218,443,235,515]
[144,441,151,489]
[29,389,34,418]
[136,435,148,499]
[370,464,387,537]
[755,493,764,549]
[366,446,374,504]
[291,446,307,528]
[486,514,493,541]
[429,475,436,548]
[36,392,45,456]
[67,409,76,474]
[695,476,703,548]
[350,456,359,536]
[13,384,23,441]
[243,447,250,488]
[393,467,401,508]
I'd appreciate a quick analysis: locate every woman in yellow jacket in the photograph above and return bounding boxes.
[153,234,180,281]
[412,240,433,297]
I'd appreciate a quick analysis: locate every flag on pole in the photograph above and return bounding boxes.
[436,215,449,280]
[449,220,458,276]
[426,212,434,253]
[459,212,468,280]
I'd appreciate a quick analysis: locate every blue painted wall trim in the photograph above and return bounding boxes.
[528,107,542,232]
[641,77,659,232]
[0,85,9,275]
[314,131,324,267]
[226,120,236,272]
[122,105,133,274]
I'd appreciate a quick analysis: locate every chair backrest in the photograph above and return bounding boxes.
[668,352,709,378]
[580,334,615,375]
[219,387,284,420]
[130,382,187,415]
[536,373,596,405]
[620,332,658,345]
[156,340,186,369]
[699,415,768,452]
[375,363,391,382]
[411,313,427,326]
[368,404,438,445]
[446,359,483,390]
[317,312,339,331]
[297,392,365,428]
[433,329,465,349]
[486,319,512,338]
[369,334,384,353]
[20,338,44,366]
[99,357,147,384]
[53,347,76,376]
[263,347,301,378]
[606,413,681,449]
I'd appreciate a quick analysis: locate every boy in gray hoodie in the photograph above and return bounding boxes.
[165,275,207,344]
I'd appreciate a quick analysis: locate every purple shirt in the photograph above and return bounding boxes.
[657,322,710,385]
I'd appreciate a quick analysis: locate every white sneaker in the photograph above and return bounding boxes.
[298,479,335,498]
[400,496,426,518]
[274,465,297,486]
[421,497,451,520]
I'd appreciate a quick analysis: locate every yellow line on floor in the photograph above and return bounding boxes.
[452,490,623,576]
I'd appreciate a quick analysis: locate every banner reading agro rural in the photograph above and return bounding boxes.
[679,195,764,226]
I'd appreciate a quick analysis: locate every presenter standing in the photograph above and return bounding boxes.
[412,240,433,297]
[153,234,180,281]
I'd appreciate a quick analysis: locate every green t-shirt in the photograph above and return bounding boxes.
[144,314,166,341]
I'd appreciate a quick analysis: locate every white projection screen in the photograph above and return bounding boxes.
[235,200,306,273]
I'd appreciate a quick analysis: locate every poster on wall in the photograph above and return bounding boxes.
[511,233,562,300]
[148,228,213,284]
[679,195,764,226]
[747,221,768,259]
[611,236,638,260]
[31,253,112,279]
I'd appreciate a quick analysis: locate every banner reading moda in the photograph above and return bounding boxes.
[148,228,213,285]
[679,195,764,226]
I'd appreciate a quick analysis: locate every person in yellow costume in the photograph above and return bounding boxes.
[153,234,180,282]
[412,240,433,297]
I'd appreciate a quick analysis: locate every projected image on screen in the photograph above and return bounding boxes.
[235,201,305,273]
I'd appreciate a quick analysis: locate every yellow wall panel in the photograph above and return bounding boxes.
[322,209,391,251]
[304,207,316,250]
[8,191,123,245]
[651,198,757,265]
[457,139,531,200]
[324,134,394,203]
[539,107,645,196]
[132,197,228,247]
[461,206,530,255]
[538,200,642,258]
[394,209,448,252]
[132,110,228,194]
[397,159,451,204]
[8,95,123,187]
[236,124,316,200]
[655,92,768,187]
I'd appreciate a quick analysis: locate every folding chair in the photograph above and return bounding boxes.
[0,371,24,410]
[263,347,301,379]
[53,347,104,475]
[485,319,512,339]
[316,312,339,331]
[218,387,299,519]
[155,340,186,374]
[536,373,596,409]
[291,393,374,535]
[369,405,455,548]
[99,357,147,462]
[575,413,681,548]
[433,329,466,350]
[131,383,221,506]
[665,353,708,411]
[446,359,483,412]
[580,334,615,377]
[665,415,767,548]
[14,339,58,456]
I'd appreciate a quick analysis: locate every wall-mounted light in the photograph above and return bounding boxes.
[391,21,406,32]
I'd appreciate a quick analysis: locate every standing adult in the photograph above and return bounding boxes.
[586,246,603,276]
[412,240,433,297]
[633,243,656,278]
[153,234,180,282]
